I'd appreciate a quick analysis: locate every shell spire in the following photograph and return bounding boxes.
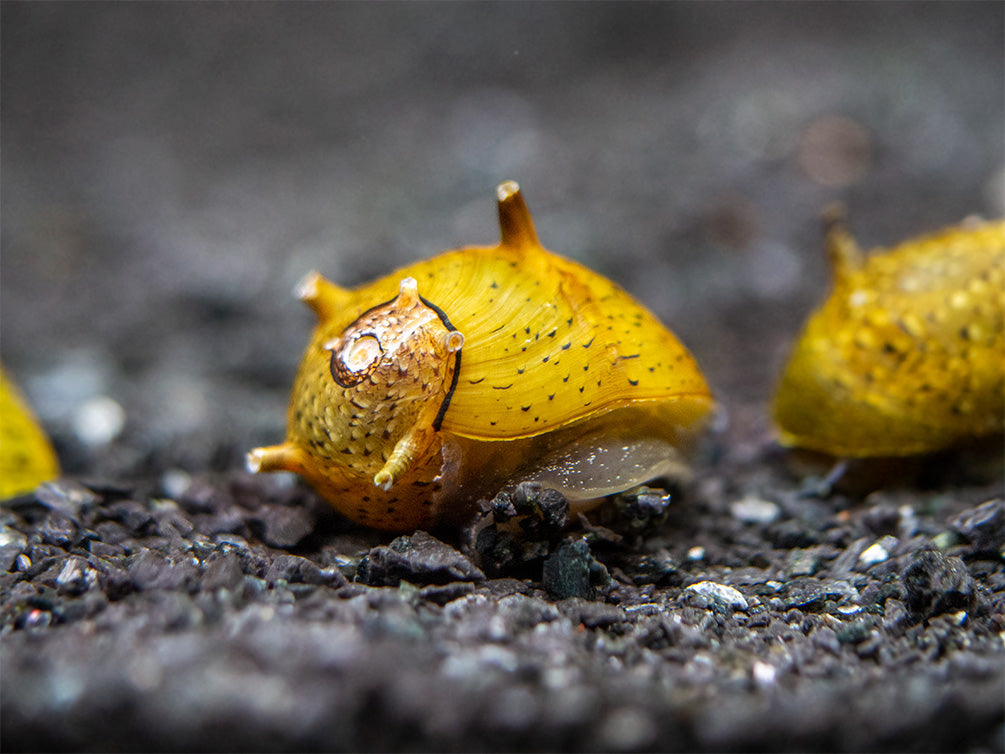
[496,180,540,250]
[821,203,863,282]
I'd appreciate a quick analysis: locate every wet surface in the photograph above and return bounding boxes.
[2,4,1003,751]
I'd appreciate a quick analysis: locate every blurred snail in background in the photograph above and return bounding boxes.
[773,210,1004,458]
[0,368,60,499]
[249,181,714,531]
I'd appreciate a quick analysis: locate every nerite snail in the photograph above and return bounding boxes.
[773,211,1004,458]
[249,181,714,531]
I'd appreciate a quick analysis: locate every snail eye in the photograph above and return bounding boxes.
[444,330,464,353]
[343,334,382,371]
[329,333,383,387]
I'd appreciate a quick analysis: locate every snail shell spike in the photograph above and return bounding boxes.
[295,271,352,321]
[246,443,302,474]
[496,180,540,250]
[821,203,863,279]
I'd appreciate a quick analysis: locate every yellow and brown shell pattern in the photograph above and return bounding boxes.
[249,181,714,531]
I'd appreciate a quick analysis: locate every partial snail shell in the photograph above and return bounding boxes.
[0,368,60,499]
[773,210,1004,457]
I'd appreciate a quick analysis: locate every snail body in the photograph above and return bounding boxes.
[773,214,1004,457]
[249,182,714,531]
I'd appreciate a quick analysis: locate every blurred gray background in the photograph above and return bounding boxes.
[2,2,1002,477]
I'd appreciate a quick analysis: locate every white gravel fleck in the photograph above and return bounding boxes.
[686,546,706,561]
[161,469,192,499]
[72,395,125,446]
[730,496,781,524]
[859,542,890,566]
[752,660,777,687]
[685,581,749,611]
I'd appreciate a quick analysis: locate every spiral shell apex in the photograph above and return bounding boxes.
[249,181,714,531]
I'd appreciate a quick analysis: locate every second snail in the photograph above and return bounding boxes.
[250,182,715,532]
[773,211,1004,458]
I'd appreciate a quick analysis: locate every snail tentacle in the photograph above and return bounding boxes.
[374,425,435,491]
[247,443,303,474]
[296,271,352,322]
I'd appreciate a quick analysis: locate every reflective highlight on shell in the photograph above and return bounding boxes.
[772,212,1005,457]
[249,181,714,531]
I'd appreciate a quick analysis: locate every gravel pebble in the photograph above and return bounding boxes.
[902,550,981,621]
[730,497,781,524]
[357,531,484,586]
[949,499,1004,553]
[683,581,749,612]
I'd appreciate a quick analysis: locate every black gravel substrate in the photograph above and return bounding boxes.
[2,459,1003,751]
